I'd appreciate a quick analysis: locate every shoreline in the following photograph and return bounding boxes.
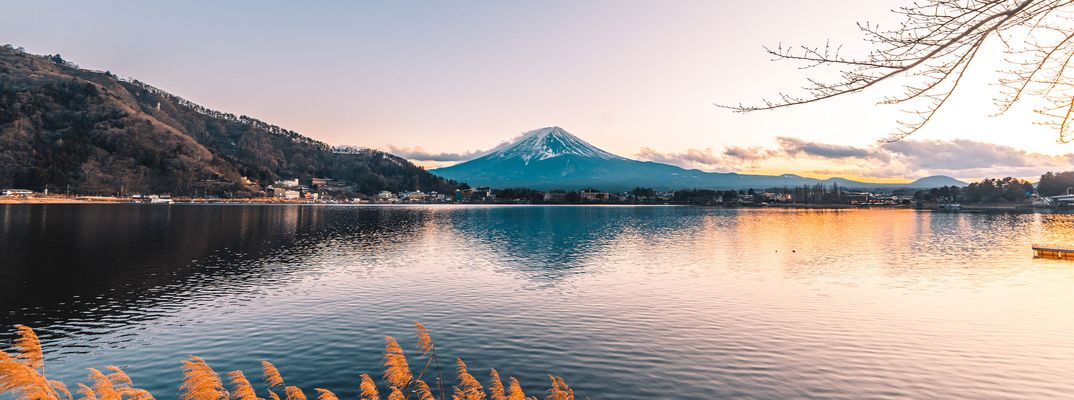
[0,196,1052,212]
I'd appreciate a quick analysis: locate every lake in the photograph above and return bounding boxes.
[2,204,1073,399]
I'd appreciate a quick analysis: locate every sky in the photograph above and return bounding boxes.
[2,0,1072,182]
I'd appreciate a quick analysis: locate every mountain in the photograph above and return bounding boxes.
[908,175,968,187]
[432,126,963,191]
[0,45,455,195]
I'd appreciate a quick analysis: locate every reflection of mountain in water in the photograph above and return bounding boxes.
[0,204,430,342]
[440,206,710,279]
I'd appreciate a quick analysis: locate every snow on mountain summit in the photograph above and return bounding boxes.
[488,126,623,164]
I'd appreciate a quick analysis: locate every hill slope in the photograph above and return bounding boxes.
[432,127,967,191]
[0,45,455,195]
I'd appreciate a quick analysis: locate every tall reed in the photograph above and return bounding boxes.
[262,361,285,389]
[452,359,484,400]
[227,370,260,400]
[284,385,306,400]
[412,380,436,400]
[359,374,380,400]
[545,376,574,400]
[413,322,445,400]
[387,387,405,400]
[1,325,578,400]
[13,325,43,374]
[1,326,72,400]
[505,378,531,400]
[383,336,413,391]
[179,356,227,400]
[487,369,506,400]
[313,388,338,400]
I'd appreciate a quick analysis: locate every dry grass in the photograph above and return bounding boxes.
[546,376,574,400]
[506,378,532,400]
[262,361,285,389]
[387,387,405,400]
[313,388,338,400]
[414,379,436,400]
[284,385,306,400]
[488,369,506,400]
[13,325,43,374]
[180,356,227,400]
[414,322,434,357]
[1,324,579,400]
[383,336,413,391]
[452,359,485,400]
[359,374,380,400]
[227,370,259,400]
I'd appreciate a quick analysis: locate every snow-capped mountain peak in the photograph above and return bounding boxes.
[488,126,623,164]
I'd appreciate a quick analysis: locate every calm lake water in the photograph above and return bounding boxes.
[2,204,1074,399]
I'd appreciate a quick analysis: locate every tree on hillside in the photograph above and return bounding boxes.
[722,0,1074,142]
[1039,170,1074,195]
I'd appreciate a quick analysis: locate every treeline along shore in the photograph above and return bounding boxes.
[6,171,1073,212]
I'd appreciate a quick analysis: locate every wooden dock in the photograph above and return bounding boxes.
[1033,244,1074,260]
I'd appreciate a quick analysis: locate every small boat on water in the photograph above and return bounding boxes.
[939,203,961,211]
[1033,244,1074,260]
[147,195,173,204]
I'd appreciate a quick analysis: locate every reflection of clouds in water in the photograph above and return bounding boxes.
[3,205,1074,400]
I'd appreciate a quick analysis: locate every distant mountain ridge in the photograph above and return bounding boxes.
[432,127,967,191]
[0,45,455,195]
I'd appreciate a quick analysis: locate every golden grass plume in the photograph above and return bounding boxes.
[545,376,574,400]
[261,361,285,389]
[313,388,338,400]
[413,322,434,357]
[76,383,97,400]
[284,385,306,400]
[488,369,506,400]
[412,380,435,400]
[382,336,412,391]
[0,350,58,400]
[104,366,133,388]
[87,368,120,400]
[98,366,153,400]
[179,356,227,400]
[452,358,485,400]
[386,387,405,400]
[13,325,43,373]
[227,370,259,400]
[358,374,379,400]
[48,380,72,400]
[506,377,531,400]
[1,324,582,400]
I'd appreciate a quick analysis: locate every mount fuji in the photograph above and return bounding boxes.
[430,127,965,191]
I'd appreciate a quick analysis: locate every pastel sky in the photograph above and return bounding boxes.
[3,0,1071,182]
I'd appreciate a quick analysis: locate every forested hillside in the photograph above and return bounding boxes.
[0,45,456,195]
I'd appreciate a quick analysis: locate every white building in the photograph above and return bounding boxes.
[2,189,33,197]
[274,179,300,189]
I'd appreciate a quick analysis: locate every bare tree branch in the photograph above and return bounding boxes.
[719,0,1074,142]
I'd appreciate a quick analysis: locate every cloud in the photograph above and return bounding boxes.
[635,147,764,170]
[877,139,1074,178]
[776,137,874,159]
[723,146,773,162]
[639,137,1074,180]
[385,145,486,162]
[881,139,1074,170]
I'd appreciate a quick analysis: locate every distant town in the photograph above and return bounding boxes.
[5,172,1074,211]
